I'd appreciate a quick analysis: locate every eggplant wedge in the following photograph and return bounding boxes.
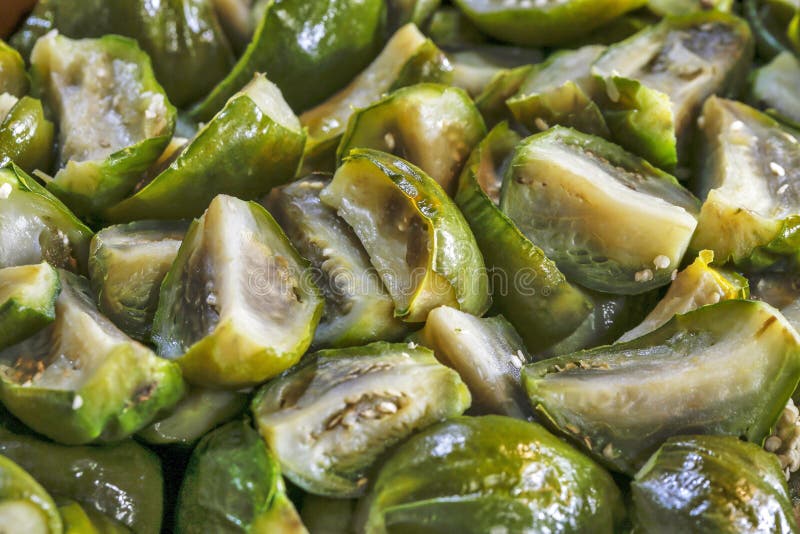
[0,262,60,350]
[0,96,55,175]
[0,455,62,534]
[252,342,471,497]
[750,51,800,130]
[524,299,800,475]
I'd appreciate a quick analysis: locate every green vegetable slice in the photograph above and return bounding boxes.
[362,415,625,533]
[89,220,187,342]
[592,11,753,168]
[648,0,733,15]
[0,96,55,175]
[176,420,306,533]
[0,455,62,534]
[105,74,305,222]
[0,40,28,98]
[0,427,163,534]
[266,175,406,348]
[523,299,800,474]
[321,149,490,322]
[0,163,92,273]
[30,32,175,217]
[252,341,471,497]
[446,45,542,98]
[152,194,323,388]
[337,84,486,195]
[0,262,59,350]
[633,435,797,533]
[413,305,530,418]
[750,51,800,129]
[500,127,699,295]
[0,269,185,445]
[387,0,440,32]
[690,96,800,269]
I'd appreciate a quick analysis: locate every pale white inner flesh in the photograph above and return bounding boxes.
[0,93,19,123]
[753,52,800,124]
[0,263,55,308]
[0,501,49,534]
[243,74,301,131]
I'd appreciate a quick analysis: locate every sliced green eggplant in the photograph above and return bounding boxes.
[633,435,798,533]
[361,415,625,533]
[0,163,93,273]
[751,51,800,129]
[0,39,27,98]
[524,299,800,475]
[592,11,753,169]
[0,96,55,175]
[455,122,593,351]
[338,84,485,195]
[192,0,385,119]
[152,194,323,388]
[89,220,187,342]
[413,306,530,418]
[618,250,748,342]
[252,341,471,497]
[59,500,131,534]
[508,45,609,137]
[0,262,59,350]
[300,24,452,173]
[300,495,356,534]
[176,420,306,533]
[136,387,248,446]
[0,426,163,534]
[690,97,800,269]
[266,175,406,348]
[648,0,734,15]
[30,32,175,217]
[321,149,490,323]
[500,127,699,295]
[473,64,533,128]
[0,455,62,534]
[105,74,305,222]
[0,269,185,445]
[451,0,646,47]
[11,0,234,107]
[446,46,543,98]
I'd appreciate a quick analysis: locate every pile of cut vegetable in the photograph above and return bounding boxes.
[1,0,800,532]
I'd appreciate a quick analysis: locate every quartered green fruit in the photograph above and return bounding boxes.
[59,500,131,534]
[89,220,187,342]
[153,194,323,388]
[648,0,733,14]
[447,46,543,98]
[507,45,609,137]
[524,299,800,475]
[0,427,163,534]
[451,0,646,46]
[473,64,533,128]
[413,306,530,418]
[30,32,175,217]
[0,96,55,175]
[690,97,800,270]
[361,415,625,534]
[252,342,471,497]
[321,149,490,323]
[176,420,306,534]
[592,11,753,169]
[0,455,62,534]
[105,74,305,223]
[0,262,59,350]
[500,127,699,295]
[338,84,485,196]
[300,24,452,173]
[751,51,800,129]
[0,163,93,273]
[136,387,248,446]
[745,0,800,59]
[633,435,798,533]
[455,122,592,351]
[191,0,385,119]
[618,250,748,342]
[300,495,356,534]
[266,175,406,348]
[0,40,27,98]
[0,269,185,445]
[11,0,234,107]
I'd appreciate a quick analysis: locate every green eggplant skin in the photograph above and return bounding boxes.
[175,420,305,533]
[451,0,646,47]
[524,299,800,475]
[0,40,28,98]
[0,96,55,175]
[362,415,626,534]
[454,122,592,352]
[0,262,60,351]
[0,454,63,534]
[0,427,163,534]
[0,163,93,274]
[632,435,799,533]
[11,0,235,107]
[191,0,386,120]
[105,74,305,223]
